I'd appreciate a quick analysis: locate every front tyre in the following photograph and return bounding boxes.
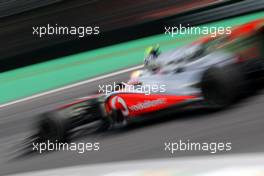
[201,65,245,108]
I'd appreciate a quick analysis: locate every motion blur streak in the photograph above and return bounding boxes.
[6,153,264,176]
[0,0,263,176]
[0,65,143,109]
[0,70,264,175]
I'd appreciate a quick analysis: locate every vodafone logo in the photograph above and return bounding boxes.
[110,96,129,116]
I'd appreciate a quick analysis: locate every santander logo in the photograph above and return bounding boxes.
[110,96,129,116]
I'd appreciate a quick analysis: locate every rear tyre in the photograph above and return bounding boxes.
[37,111,70,143]
[110,109,127,127]
[201,65,245,108]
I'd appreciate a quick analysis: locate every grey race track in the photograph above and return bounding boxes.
[0,70,264,175]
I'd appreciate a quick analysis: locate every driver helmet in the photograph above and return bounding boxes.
[144,44,160,71]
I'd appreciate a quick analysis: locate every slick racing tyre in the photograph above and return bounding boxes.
[201,65,245,108]
[38,111,70,143]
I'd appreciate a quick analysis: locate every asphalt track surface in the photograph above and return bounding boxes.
[0,70,264,175]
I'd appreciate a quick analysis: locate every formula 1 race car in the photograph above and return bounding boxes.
[36,18,264,142]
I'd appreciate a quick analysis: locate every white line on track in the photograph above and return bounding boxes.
[0,65,143,109]
[7,153,264,176]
